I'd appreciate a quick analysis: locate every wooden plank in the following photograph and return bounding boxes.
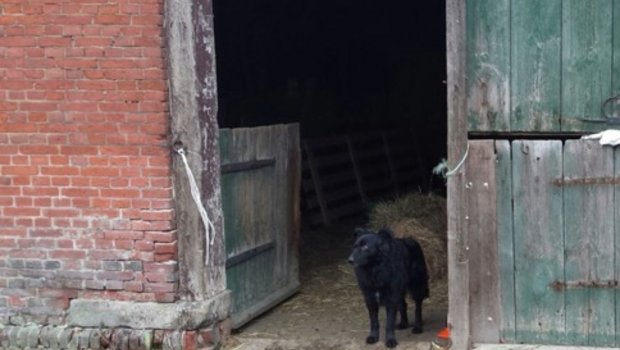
[512,140,564,344]
[226,241,275,268]
[231,280,300,328]
[563,140,614,346]
[303,135,347,148]
[474,344,620,350]
[466,0,510,132]
[615,144,620,347]
[382,131,400,194]
[302,152,351,169]
[467,141,501,343]
[284,124,301,286]
[614,1,620,98]
[494,140,515,343]
[303,140,330,225]
[561,0,613,132]
[511,0,561,132]
[447,0,470,348]
[322,187,361,205]
[349,131,383,143]
[221,158,275,174]
[313,170,356,187]
[345,135,368,205]
[325,201,366,221]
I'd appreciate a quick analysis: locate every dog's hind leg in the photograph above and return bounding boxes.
[384,303,399,348]
[363,293,380,344]
[411,297,424,334]
[397,298,409,329]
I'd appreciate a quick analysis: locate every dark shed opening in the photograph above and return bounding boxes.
[213,0,448,344]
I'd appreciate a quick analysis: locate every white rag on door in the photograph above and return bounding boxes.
[581,129,620,146]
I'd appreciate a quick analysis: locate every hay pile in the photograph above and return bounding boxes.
[368,192,448,303]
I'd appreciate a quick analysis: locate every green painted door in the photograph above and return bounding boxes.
[497,139,617,346]
[219,124,301,328]
[467,0,617,133]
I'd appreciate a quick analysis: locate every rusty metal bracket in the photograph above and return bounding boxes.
[551,280,619,292]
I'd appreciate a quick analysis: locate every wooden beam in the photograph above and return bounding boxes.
[165,0,226,299]
[466,141,501,343]
[474,345,619,350]
[447,0,471,349]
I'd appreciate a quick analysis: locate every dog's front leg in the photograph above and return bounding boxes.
[384,302,398,348]
[363,293,380,344]
[412,297,424,334]
[397,298,409,329]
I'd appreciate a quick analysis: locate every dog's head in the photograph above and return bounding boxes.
[348,228,391,267]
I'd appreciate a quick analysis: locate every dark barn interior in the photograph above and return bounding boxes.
[213,0,446,155]
[213,0,448,346]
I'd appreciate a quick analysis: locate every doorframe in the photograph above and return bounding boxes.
[446,0,471,349]
[165,0,228,300]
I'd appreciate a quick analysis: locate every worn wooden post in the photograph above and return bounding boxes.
[447,0,471,349]
[165,0,226,300]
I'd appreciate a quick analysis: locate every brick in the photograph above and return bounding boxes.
[144,283,175,293]
[114,239,133,250]
[154,241,177,255]
[44,261,62,270]
[2,166,39,175]
[100,189,139,198]
[41,167,79,176]
[4,207,40,217]
[0,238,16,249]
[49,250,86,259]
[85,280,105,290]
[134,240,153,251]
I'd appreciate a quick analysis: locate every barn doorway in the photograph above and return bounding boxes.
[213,0,448,347]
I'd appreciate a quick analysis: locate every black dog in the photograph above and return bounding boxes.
[348,227,429,348]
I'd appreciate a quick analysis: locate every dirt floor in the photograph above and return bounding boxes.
[223,220,448,350]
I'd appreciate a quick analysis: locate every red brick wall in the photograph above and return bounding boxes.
[0,0,176,324]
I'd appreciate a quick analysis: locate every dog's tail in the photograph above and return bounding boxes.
[402,237,430,300]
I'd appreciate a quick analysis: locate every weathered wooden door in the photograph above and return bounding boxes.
[219,123,301,328]
[495,139,618,346]
[467,0,616,134]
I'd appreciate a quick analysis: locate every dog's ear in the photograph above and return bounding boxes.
[377,229,394,240]
[353,227,367,240]
[377,229,392,253]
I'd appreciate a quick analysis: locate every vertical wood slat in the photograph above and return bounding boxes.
[495,140,516,343]
[286,124,301,285]
[561,0,613,132]
[447,0,470,348]
[615,146,620,347]
[466,0,510,132]
[467,141,501,343]
[510,0,562,132]
[512,140,564,344]
[614,1,620,96]
[563,140,615,346]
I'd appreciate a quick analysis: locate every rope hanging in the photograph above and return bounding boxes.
[432,142,470,178]
[175,148,216,264]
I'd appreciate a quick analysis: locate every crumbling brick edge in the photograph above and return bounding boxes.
[0,319,232,350]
